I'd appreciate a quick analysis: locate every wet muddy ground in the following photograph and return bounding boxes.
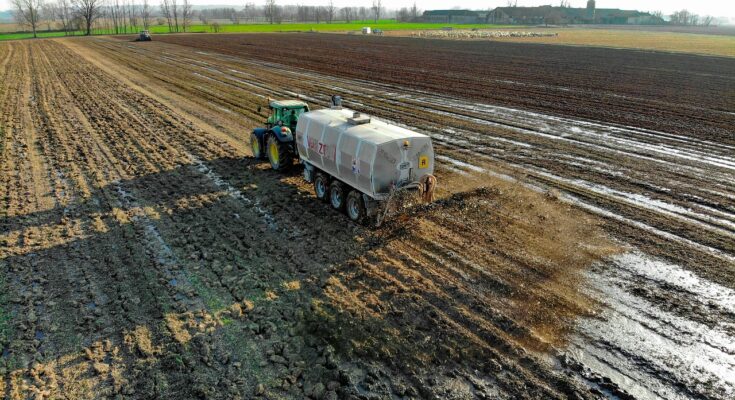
[1,35,733,399]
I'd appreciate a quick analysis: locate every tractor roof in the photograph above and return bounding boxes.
[270,99,308,109]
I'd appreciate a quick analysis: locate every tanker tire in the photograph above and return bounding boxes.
[346,190,367,223]
[329,181,347,212]
[251,133,263,160]
[314,173,329,202]
[267,135,291,171]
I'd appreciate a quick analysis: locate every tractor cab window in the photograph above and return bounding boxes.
[283,109,296,123]
[268,107,283,125]
[281,108,302,129]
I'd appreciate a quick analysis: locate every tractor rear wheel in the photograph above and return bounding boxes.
[251,133,263,160]
[346,190,367,223]
[267,135,291,171]
[314,173,329,202]
[329,181,347,211]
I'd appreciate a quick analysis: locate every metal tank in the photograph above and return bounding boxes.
[295,108,435,200]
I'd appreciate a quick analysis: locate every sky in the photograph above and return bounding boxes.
[1,0,734,20]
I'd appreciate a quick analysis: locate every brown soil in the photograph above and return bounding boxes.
[0,39,618,399]
[153,32,735,146]
[1,34,732,399]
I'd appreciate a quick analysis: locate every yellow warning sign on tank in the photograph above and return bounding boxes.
[419,155,429,169]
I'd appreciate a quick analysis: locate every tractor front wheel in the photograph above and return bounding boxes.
[267,135,291,171]
[251,133,263,160]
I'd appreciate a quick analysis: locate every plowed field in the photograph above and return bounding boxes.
[1,34,733,400]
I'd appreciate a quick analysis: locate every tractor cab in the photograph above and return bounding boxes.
[263,99,309,132]
[251,99,310,170]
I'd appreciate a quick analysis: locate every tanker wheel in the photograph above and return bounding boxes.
[329,181,347,211]
[346,190,367,223]
[267,135,291,171]
[250,133,263,160]
[314,173,329,202]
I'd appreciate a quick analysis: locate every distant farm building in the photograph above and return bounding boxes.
[422,10,489,24]
[487,1,663,25]
[424,1,663,26]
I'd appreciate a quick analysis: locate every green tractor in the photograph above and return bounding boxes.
[251,99,310,170]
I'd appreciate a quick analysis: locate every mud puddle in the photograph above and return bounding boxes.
[563,251,735,400]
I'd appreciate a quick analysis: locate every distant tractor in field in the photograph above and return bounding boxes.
[251,99,310,170]
[137,30,152,41]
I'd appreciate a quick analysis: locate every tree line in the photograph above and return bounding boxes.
[262,0,395,25]
[11,0,425,38]
[664,9,716,26]
[12,0,206,38]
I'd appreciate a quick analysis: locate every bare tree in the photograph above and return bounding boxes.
[171,0,179,32]
[409,2,419,21]
[701,15,714,26]
[141,0,151,29]
[340,6,353,23]
[670,9,693,25]
[160,0,172,31]
[325,0,335,23]
[371,0,381,23]
[671,9,700,26]
[128,1,139,33]
[182,0,191,32]
[244,2,256,22]
[42,2,57,31]
[120,0,127,33]
[111,0,122,33]
[160,0,179,32]
[296,4,307,22]
[56,0,73,34]
[230,10,240,24]
[396,7,409,22]
[12,0,43,38]
[133,1,141,31]
[72,0,102,35]
[264,0,276,24]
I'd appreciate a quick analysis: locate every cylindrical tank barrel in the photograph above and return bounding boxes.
[295,108,435,200]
